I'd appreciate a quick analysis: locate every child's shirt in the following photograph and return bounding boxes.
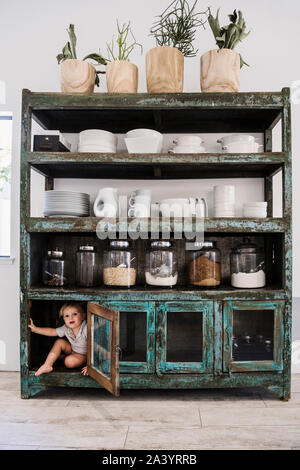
[56,320,87,355]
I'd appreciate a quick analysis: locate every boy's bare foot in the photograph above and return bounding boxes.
[35,364,53,376]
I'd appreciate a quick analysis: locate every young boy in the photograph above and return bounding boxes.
[28,302,88,376]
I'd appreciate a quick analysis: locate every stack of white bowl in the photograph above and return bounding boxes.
[78,129,117,153]
[169,135,205,153]
[44,190,90,217]
[243,202,268,218]
[214,185,235,217]
[125,128,163,153]
[217,134,262,153]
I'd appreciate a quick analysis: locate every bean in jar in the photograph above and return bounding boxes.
[103,241,136,287]
[187,241,221,287]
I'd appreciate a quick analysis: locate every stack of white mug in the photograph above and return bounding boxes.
[214,185,235,217]
[128,189,152,218]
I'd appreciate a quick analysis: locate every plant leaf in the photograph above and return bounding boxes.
[67,24,77,59]
[83,53,107,65]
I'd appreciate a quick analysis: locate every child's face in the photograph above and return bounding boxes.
[62,307,84,330]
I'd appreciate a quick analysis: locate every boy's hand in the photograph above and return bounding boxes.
[28,318,36,333]
[81,366,88,376]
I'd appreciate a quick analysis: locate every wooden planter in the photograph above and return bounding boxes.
[60,59,95,93]
[146,46,184,93]
[106,60,138,93]
[200,49,240,93]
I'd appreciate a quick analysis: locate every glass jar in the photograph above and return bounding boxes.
[187,241,221,287]
[230,238,265,288]
[145,241,178,287]
[103,241,136,287]
[42,249,69,286]
[76,245,99,287]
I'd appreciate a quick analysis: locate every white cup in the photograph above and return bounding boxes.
[128,203,150,218]
[173,135,204,146]
[214,185,235,203]
[129,190,151,207]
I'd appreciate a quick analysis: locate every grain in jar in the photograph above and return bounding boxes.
[187,241,221,287]
[103,241,136,287]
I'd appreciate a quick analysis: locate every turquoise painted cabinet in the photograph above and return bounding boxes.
[223,300,285,373]
[156,301,214,374]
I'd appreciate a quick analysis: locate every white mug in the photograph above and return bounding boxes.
[129,190,151,207]
[128,203,150,218]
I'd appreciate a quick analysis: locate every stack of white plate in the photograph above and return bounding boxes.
[44,190,90,217]
[78,129,117,153]
[243,202,268,218]
[214,185,235,217]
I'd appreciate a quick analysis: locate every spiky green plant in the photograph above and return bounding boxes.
[106,20,143,61]
[150,0,207,57]
[207,8,250,67]
[56,24,107,86]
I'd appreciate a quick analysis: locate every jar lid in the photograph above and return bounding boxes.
[109,240,130,248]
[232,237,260,254]
[47,249,64,258]
[189,241,215,249]
[150,241,172,248]
[78,245,96,252]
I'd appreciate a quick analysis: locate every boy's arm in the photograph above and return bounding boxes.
[28,318,58,337]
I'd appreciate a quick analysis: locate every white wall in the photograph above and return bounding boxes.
[0,0,299,370]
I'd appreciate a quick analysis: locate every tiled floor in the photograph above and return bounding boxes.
[0,372,300,450]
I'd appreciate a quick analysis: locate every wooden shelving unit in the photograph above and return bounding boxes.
[20,88,292,399]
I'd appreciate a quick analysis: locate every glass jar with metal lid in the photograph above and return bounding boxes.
[42,248,69,286]
[76,245,99,287]
[230,238,265,288]
[187,241,221,287]
[145,241,178,287]
[103,240,136,287]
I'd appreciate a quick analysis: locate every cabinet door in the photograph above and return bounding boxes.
[102,301,155,373]
[223,300,284,373]
[87,302,120,397]
[156,301,214,374]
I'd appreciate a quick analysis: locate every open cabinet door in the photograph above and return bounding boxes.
[87,302,120,397]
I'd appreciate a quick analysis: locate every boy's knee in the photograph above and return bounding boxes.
[64,355,76,368]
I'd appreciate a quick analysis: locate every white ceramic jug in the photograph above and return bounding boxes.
[93,188,119,217]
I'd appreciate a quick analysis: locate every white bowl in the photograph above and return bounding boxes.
[78,144,116,153]
[79,129,117,145]
[244,202,268,208]
[126,128,162,139]
[173,135,204,146]
[125,136,163,153]
[169,145,206,153]
[221,142,262,153]
[217,134,256,145]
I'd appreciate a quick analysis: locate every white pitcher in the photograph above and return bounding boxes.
[93,188,119,217]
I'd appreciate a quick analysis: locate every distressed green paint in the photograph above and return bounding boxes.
[156,301,214,374]
[223,301,285,374]
[102,301,156,374]
[26,217,287,233]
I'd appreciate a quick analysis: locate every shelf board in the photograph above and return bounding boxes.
[27,286,286,301]
[24,89,285,133]
[25,217,286,233]
[27,152,285,179]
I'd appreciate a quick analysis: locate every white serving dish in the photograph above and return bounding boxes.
[217,134,256,145]
[79,129,117,145]
[221,142,262,153]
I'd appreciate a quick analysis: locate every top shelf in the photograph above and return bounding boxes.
[23,89,288,134]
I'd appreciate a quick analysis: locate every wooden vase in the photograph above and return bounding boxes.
[106,60,138,93]
[60,59,95,93]
[146,46,184,93]
[200,49,240,93]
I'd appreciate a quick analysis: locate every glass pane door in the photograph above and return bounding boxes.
[87,302,119,396]
[103,302,155,373]
[223,301,284,373]
[156,301,214,374]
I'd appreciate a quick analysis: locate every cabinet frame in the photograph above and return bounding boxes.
[156,301,214,374]
[223,300,285,373]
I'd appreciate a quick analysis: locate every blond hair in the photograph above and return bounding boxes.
[59,302,85,318]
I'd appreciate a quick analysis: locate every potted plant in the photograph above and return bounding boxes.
[200,8,250,92]
[147,0,206,93]
[105,21,142,93]
[57,24,107,93]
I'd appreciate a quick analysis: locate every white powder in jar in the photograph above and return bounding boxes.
[145,272,178,286]
[231,270,266,288]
